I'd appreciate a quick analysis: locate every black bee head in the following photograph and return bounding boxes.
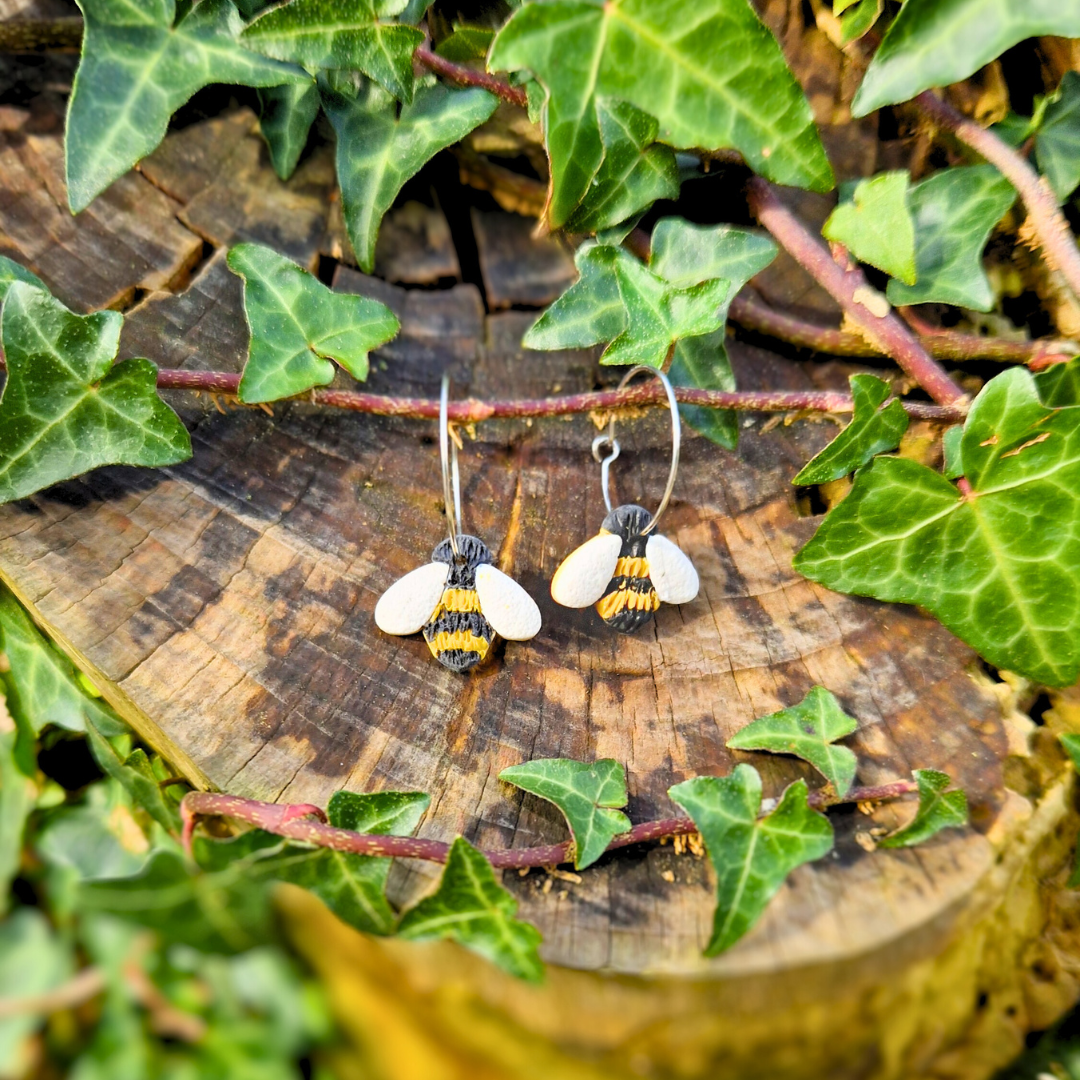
[432,534,493,588]
[601,504,651,545]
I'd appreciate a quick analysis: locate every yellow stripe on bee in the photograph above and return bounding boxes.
[435,588,481,615]
[595,586,660,620]
[427,629,490,660]
[614,556,648,580]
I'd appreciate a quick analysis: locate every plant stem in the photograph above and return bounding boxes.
[746,177,969,408]
[157,368,965,422]
[915,91,1080,305]
[181,780,919,868]
[414,45,528,109]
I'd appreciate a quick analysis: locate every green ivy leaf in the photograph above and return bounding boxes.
[793,374,909,485]
[885,165,1016,312]
[1036,356,1080,408]
[257,81,321,180]
[227,243,399,403]
[823,172,916,284]
[852,0,1080,117]
[0,723,34,913]
[499,758,631,870]
[0,282,191,503]
[653,219,777,450]
[943,424,965,478]
[324,81,497,273]
[726,686,858,797]
[1036,71,1080,203]
[794,368,1080,686]
[879,769,968,848]
[563,100,680,236]
[242,0,422,103]
[397,837,543,982]
[66,0,309,212]
[84,715,180,834]
[669,766,833,956]
[0,255,44,304]
[489,0,834,228]
[838,0,881,44]
[435,25,495,62]
[199,791,430,936]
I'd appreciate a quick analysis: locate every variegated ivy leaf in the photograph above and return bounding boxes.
[66,0,309,212]
[489,0,834,228]
[669,766,833,956]
[0,282,191,504]
[651,220,777,450]
[793,374,909,485]
[397,837,544,982]
[241,0,423,103]
[885,165,1016,312]
[852,0,1080,117]
[227,243,400,403]
[524,244,728,370]
[795,368,1080,687]
[822,172,916,284]
[879,770,968,848]
[323,81,497,273]
[726,686,858,798]
[563,99,680,236]
[499,758,631,870]
[257,81,321,180]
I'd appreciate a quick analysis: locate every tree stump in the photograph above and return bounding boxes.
[1,104,1079,1080]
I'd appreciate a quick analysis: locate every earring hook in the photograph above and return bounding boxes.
[594,366,681,535]
[440,373,462,555]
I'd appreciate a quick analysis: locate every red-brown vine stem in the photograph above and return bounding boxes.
[181,780,919,868]
[156,368,966,422]
[915,90,1080,307]
[414,44,528,109]
[747,176,969,409]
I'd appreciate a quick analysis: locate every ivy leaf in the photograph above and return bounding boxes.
[885,165,1016,312]
[879,769,968,848]
[563,99,680,236]
[324,81,497,273]
[1036,357,1080,408]
[241,0,423,102]
[838,0,881,44]
[852,0,1080,117]
[793,374,909,485]
[66,0,309,212]
[0,255,44,303]
[0,282,191,506]
[822,172,916,284]
[435,25,495,62]
[397,837,544,982]
[227,243,399,404]
[794,368,1080,687]
[652,220,777,450]
[943,424,965,478]
[1036,71,1080,203]
[726,686,858,797]
[0,911,72,1059]
[669,766,834,956]
[488,0,834,228]
[257,82,321,180]
[498,758,631,870]
[0,724,34,912]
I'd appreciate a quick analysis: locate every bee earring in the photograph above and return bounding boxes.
[551,367,699,632]
[374,375,542,671]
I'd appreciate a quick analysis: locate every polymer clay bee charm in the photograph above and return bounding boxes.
[374,376,541,671]
[551,367,698,632]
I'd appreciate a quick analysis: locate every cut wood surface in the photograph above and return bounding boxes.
[0,103,1078,1078]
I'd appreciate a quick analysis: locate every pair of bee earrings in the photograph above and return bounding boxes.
[374,369,700,672]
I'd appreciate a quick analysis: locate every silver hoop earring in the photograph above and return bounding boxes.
[374,374,542,671]
[550,367,699,633]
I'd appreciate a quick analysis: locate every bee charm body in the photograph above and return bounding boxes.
[551,504,698,633]
[375,533,541,672]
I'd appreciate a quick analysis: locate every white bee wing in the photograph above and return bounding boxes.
[474,564,542,641]
[550,532,622,608]
[374,561,449,635]
[646,534,699,605]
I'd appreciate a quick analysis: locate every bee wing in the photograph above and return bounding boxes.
[646,534,699,605]
[550,532,622,608]
[374,561,449,635]
[474,564,542,641]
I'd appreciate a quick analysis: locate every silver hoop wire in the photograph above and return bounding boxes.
[439,374,463,555]
[591,366,681,534]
